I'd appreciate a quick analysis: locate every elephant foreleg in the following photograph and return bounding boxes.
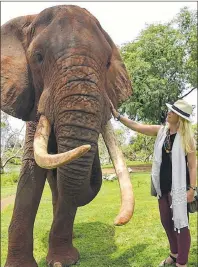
[5,121,48,267]
[46,148,101,266]
[46,196,79,266]
[5,160,47,267]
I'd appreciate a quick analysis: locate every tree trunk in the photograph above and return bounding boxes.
[0,158,5,174]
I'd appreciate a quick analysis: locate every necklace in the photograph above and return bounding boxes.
[164,129,172,153]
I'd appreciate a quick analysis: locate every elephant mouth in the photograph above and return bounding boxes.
[33,115,135,226]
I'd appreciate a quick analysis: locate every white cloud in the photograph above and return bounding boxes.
[1,2,197,128]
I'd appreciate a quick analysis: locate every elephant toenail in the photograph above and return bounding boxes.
[54,262,62,267]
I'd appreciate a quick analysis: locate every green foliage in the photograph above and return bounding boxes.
[1,121,6,128]
[1,112,9,128]
[120,7,197,124]
[121,143,136,161]
[9,157,22,165]
[99,125,155,163]
[1,172,19,186]
[2,150,23,167]
[172,7,197,88]
[1,174,197,266]
[98,127,131,165]
[98,134,111,165]
[192,123,198,151]
[114,128,127,146]
[126,133,155,162]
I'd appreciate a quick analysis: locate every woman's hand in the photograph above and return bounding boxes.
[108,99,160,136]
[109,100,120,119]
[111,107,120,119]
[187,189,195,203]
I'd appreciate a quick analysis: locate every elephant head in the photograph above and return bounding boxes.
[1,5,134,266]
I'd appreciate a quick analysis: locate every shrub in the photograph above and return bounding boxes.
[9,157,22,165]
[1,172,19,186]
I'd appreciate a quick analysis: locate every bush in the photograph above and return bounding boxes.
[9,157,22,165]
[1,172,19,186]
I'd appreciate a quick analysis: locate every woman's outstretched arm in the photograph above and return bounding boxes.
[111,104,161,136]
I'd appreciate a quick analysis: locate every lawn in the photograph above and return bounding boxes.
[1,172,18,198]
[1,184,17,198]
[1,172,197,267]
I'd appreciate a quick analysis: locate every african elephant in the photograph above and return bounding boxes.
[1,5,134,267]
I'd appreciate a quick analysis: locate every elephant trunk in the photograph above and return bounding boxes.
[53,89,102,204]
[33,115,91,169]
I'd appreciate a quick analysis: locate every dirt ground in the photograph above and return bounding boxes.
[1,195,15,211]
[102,165,151,174]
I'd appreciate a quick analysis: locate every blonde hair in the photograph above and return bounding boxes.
[177,117,196,154]
[166,117,195,154]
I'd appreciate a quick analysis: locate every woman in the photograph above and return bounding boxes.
[111,99,197,267]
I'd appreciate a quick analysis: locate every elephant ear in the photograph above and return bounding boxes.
[1,15,36,121]
[103,30,132,109]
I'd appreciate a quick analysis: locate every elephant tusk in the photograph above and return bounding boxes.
[102,120,135,226]
[33,115,91,169]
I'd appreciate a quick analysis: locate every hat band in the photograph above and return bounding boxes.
[172,105,190,117]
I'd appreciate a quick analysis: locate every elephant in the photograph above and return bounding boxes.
[1,5,135,267]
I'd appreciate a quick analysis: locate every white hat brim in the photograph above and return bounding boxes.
[166,103,192,122]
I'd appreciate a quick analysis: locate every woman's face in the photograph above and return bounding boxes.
[166,109,180,124]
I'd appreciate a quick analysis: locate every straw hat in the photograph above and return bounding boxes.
[166,99,193,122]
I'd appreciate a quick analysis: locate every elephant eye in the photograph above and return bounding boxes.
[35,52,43,63]
[106,60,111,69]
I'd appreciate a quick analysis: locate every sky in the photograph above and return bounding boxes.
[1,1,197,131]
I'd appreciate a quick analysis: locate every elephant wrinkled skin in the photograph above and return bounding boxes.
[1,5,134,267]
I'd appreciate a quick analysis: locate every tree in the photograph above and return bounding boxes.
[1,111,25,173]
[192,123,198,152]
[98,134,109,164]
[120,7,197,124]
[98,125,131,165]
[172,7,197,90]
[122,133,155,162]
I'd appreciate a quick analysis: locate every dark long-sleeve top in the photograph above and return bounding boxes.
[160,133,190,194]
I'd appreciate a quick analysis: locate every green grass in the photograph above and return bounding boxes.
[1,184,17,198]
[1,173,197,266]
[1,172,18,198]
[1,172,20,186]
